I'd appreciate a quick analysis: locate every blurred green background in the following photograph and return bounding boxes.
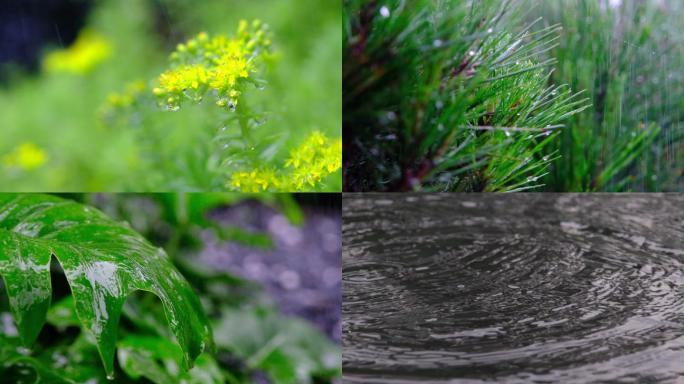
[0,0,341,191]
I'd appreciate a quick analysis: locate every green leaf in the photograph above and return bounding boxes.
[118,335,223,384]
[46,296,80,330]
[0,334,73,383]
[214,307,341,384]
[0,194,213,379]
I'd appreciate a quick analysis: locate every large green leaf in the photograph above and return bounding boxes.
[0,194,213,379]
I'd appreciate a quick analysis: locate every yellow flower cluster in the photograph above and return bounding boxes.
[284,132,342,189]
[228,131,342,192]
[153,20,271,111]
[100,80,147,122]
[106,80,146,108]
[43,30,112,74]
[3,143,47,171]
[229,169,280,192]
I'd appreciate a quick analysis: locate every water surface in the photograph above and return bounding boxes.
[343,194,684,383]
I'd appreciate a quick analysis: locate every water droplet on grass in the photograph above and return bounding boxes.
[379,6,390,18]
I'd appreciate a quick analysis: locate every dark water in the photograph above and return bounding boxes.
[343,194,684,383]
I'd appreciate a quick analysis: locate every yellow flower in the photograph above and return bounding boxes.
[209,55,251,89]
[229,169,279,192]
[43,30,112,74]
[282,132,342,190]
[106,80,146,108]
[4,143,47,170]
[153,20,271,111]
[157,65,208,93]
[230,131,341,192]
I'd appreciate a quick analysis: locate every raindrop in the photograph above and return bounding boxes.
[487,28,494,34]
[379,5,390,18]
[469,50,476,57]
[433,39,444,48]
[505,130,511,137]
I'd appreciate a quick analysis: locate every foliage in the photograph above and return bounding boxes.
[0,194,212,379]
[0,0,341,192]
[214,307,341,384]
[0,193,340,383]
[344,0,589,191]
[527,0,684,191]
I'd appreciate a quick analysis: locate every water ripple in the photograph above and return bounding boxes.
[343,194,684,383]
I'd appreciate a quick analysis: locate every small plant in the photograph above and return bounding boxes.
[0,0,341,192]
[103,20,341,192]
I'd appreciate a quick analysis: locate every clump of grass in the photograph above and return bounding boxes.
[528,0,684,191]
[343,0,589,191]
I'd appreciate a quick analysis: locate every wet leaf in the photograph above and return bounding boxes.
[214,307,341,384]
[0,194,213,379]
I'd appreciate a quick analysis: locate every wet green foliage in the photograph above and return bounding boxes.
[345,0,684,191]
[344,0,589,191]
[0,194,340,383]
[0,194,212,379]
[528,0,684,191]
